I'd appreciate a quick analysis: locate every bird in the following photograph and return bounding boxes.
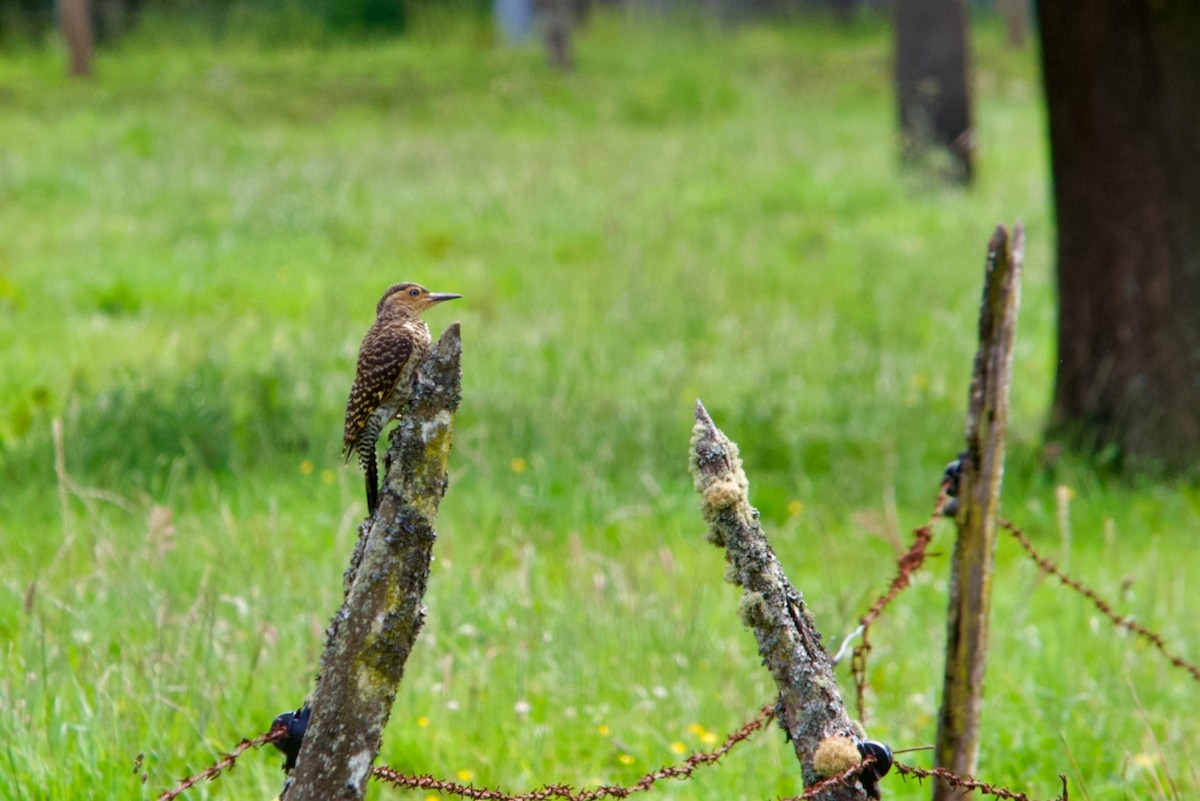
[343,282,461,515]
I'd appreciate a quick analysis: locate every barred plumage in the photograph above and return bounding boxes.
[343,282,460,514]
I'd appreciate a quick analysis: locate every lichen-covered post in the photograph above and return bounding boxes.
[690,401,871,801]
[933,225,1023,801]
[283,324,462,801]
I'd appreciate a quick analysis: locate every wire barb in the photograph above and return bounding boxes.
[153,706,1062,801]
[371,705,775,801]
[895,762,1069,801]
[161,500,1184,801]
[1002,518,1200,683]
[852,481,950,720]
[155,726,288,801]
[780,754,876,800]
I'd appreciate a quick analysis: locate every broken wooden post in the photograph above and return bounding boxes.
[690,401,871,801]
[283,324,462,801]
[933,224,1023,801]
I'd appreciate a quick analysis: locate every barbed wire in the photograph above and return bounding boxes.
[155,716,1069,801]
[1002,517,1200,683]
[158,482,1200,801]
[851,482,951,721]
[371,704,774,801]
[374,746,881,801]
[155,726,287,801]
[894,762,1069,801]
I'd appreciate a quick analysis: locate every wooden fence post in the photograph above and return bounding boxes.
[282,324,462,801]
[690,402,871,801]
[932,224,1023,800]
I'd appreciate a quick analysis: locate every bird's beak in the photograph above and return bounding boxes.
[428,293,462,304]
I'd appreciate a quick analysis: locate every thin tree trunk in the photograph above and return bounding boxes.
[996,0,1027,47]
[60,0,94,76]
[894,0,974,183]
[933,224,1023,801]
[536,0,575,70]
[283,324,462,801]
[1039,1,1200,471]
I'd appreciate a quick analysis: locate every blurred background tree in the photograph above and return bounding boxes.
[1,0,418,54]
[893,0,973,183]
[5,0,895,55]
[995,0,1026,47]
[59,0,94,74]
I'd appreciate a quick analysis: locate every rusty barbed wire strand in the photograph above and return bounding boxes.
[1002,517,1200,683]
[849,625,873,725]
[894,762,1069,801]
[371,705,775,801]
[152,717,1059,801]
[155,726,287,801]
[156,500,1133,801]
[851,481,951,721]
[859,483,952,631]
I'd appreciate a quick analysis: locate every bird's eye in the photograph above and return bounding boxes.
[409,288,420,297]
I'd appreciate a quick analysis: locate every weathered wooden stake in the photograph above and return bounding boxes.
[283,324,462,801]
[933,224,1023,801]
[690,402,871,801]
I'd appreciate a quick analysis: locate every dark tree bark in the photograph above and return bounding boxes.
[894,0,974,183]
[1039,1,1200,471]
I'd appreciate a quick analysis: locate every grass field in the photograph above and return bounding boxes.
[1,9,1198,800]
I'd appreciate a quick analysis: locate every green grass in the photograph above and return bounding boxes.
[1,10,1197,801]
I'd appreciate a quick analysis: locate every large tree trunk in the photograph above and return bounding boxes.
[894,0,974,183]
[1039,2,1200,470]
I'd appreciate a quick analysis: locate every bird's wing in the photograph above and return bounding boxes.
[342,324,415,460]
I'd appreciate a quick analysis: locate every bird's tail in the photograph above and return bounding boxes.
[356,415,383,515]
[361,447,379,516]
